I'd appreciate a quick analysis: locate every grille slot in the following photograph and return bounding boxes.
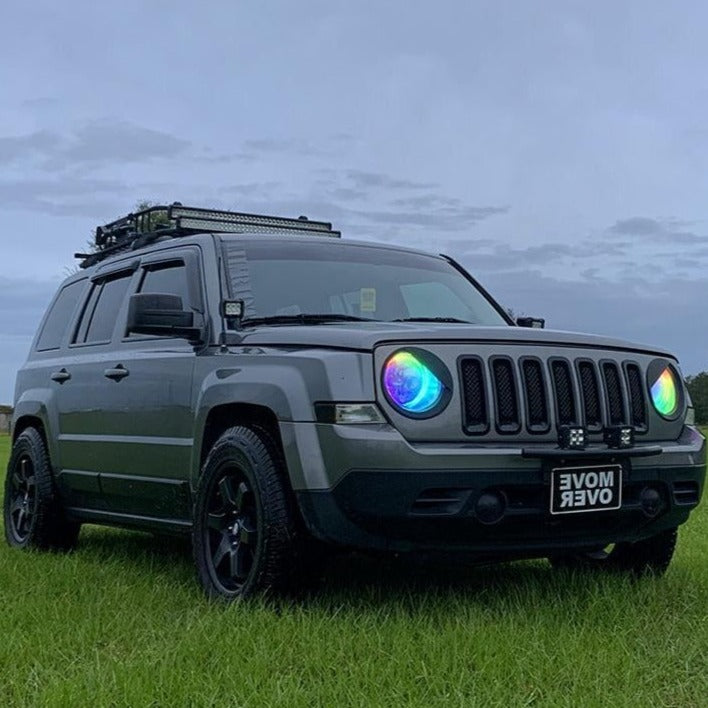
[673,481,700,506]
[625,363,647,430]
[411,488,471,515]
[577,361,602,430]
[551,359,577,425]
[491,358,520,433]
[460,358,489,434]
[521,359,549,433]
[603,362,626,425]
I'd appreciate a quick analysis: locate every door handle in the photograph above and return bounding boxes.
[51,369,71,384]
[104,365,130,381]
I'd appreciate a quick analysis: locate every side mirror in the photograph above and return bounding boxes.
[517,316,545,329]
[127,293,202,340]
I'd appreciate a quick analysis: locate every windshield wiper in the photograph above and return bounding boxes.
[393,317,472,324]
[241,313,378,327]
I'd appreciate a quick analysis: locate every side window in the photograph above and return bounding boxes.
[138,262,191,307]
[76,273,133,345]
[36,280,86,351]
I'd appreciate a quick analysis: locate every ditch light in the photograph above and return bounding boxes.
[558,425,586,450]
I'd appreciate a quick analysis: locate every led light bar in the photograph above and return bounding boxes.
[170,205,340,236]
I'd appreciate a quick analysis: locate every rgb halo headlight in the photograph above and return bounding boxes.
[646,359,683,420]
[382,349,452,417]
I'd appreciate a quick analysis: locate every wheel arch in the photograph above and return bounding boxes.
[12,401,57,467]
[196,402,288,482]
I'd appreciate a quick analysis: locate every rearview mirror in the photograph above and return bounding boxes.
[127,293,202,340]
[516,316,545,329]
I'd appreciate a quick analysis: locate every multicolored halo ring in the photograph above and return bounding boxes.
[383,350,445,414]
[650,366,679,418]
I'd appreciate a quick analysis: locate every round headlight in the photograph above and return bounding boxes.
[382,349,451,417]
[647,360,683,420]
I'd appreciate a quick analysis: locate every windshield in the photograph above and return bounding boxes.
[223,240,509,327]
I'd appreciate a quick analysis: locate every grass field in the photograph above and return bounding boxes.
[0,434,706,707]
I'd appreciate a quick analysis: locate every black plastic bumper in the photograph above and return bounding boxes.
[296,460,705,558]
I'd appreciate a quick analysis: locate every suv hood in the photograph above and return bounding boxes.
[237,322,676,359]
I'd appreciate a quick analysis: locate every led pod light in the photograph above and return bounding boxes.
[646,359,684,420]
[382,348,452,418]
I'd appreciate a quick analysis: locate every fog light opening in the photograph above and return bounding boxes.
[475,490,507,525]
[639,486,663,518]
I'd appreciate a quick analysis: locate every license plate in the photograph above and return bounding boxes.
[550,464,622,515]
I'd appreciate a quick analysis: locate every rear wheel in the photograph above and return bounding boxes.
[3,427,80,551]
[549,528,678,577]
[192,426,299,600]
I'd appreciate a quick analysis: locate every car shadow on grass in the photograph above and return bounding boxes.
[73,525,639,612]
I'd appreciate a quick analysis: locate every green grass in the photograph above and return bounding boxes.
[0,434,707,707]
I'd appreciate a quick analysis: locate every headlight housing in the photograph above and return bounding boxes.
[382,348,452,418]
[647,359,685,421]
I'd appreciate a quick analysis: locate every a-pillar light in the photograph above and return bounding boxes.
[558,425,586,450]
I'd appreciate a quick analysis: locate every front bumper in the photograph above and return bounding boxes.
[281,422,706,557]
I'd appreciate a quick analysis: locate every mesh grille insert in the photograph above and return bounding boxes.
[551,360,576,425]
[460,358,488,433]
[625,363,646,429]
[522,359,549,431]
[578,361,602,429]
[492,358,520,432]
[603,362,625,425]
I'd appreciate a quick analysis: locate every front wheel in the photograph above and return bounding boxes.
[192,426,299,600]
[549,527,678,577]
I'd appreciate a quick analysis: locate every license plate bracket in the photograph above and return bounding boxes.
[550,464,622,515]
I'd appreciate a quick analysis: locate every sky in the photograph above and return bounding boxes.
[1,1,707,403]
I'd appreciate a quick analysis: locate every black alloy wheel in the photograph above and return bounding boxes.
[7,453,36,543]
[206,470,259,592]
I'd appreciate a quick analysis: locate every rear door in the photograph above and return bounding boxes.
[55,264,139,510]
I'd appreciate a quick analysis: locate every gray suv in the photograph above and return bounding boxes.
[4,204,705,599]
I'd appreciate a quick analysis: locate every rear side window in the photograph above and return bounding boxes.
[76,273,133,345]
[36,281,85,351]
[139,263,190,306]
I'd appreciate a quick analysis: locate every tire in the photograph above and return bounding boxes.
[4,427,80,552]
[192,426,299,600]
[549,528,678,577]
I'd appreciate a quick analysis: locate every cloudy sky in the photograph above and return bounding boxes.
[1,1,707,403]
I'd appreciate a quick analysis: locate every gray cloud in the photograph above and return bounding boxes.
[0,177,129,217]
[483,268,704,374]
[607,216,708,244]
[0,130,62,164]
[351,204,509,231]
[345,170,438,191]
[0,121,190,171]
[61,121,189,164]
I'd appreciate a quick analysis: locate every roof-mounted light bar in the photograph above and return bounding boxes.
[169,205,337,235]
[77,202,341,268]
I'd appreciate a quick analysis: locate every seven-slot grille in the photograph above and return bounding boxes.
[460,356,648,435]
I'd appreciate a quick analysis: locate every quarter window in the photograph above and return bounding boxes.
[36,280,85,351]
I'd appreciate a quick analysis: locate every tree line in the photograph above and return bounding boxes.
[685,373,708,425]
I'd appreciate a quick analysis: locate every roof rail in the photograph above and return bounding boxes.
[75,202,341,268]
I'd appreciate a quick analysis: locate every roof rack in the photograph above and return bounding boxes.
[75,202,341,268]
